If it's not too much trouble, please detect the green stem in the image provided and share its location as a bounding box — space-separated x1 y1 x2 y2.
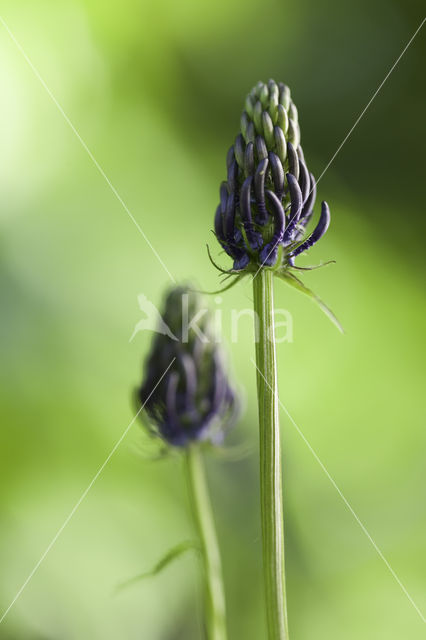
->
253 269 289 639
186 444 227 640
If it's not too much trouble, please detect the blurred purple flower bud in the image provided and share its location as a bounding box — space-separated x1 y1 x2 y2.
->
137 286 239 447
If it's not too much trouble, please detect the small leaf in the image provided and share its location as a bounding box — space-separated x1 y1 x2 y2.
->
116 540 199 593
278 271 344 334
197 250 247 295
206 243 236 275
291 260 336 272
192 274 244 296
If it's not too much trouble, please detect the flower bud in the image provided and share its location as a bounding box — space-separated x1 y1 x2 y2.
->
214 80 331 272
137 286 239 447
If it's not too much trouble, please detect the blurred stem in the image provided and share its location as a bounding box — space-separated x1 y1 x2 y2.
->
253 269 289 640
186 444 227 640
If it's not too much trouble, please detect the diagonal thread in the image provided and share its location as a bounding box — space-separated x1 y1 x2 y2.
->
0 358 176 625
251 358 426 624
0 15 176 284
252 17 425 281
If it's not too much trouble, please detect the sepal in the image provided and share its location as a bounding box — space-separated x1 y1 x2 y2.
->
277 270 343 333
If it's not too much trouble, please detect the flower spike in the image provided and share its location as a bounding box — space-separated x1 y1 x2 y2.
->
137 286 240 447
212 79 333 275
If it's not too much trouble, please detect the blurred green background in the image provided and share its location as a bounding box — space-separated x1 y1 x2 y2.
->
1 1 425 638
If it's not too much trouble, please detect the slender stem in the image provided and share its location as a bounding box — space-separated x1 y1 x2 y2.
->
253 269 289 639
186 444 227 640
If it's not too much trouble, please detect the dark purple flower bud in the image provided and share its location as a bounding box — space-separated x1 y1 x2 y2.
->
227 157 238 194
297 145 305 163
219 181 228 212
268 152 285 200
254 157 269 224
286 173 303 222
290 201 331 258
299 172 317 227
298 158 310 204
244 142 255 177
240 176 264 250
283 173 303 244
137 286 239 447
255 135 268 161
213 80 331 272
259 191 285 266
233 253 250 271
214 204 228 252
245 121 255 144
226 146 234 169
224 192 237 246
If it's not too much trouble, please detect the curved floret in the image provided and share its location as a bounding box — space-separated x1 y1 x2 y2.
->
214 80 331 273
137 286 239 447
